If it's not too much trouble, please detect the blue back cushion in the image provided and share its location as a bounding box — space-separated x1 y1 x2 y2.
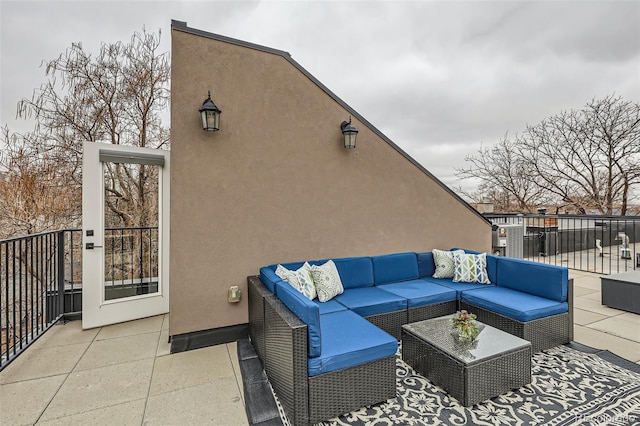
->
496 257 568 302
332 257 375 289
280 261 312 270
259 265 281 293
275 281 322 358
485 254 499 284
416 252 435 278
372 252 419 285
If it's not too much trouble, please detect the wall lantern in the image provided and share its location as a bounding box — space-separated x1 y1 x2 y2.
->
340 117 358 149
199 91 222 131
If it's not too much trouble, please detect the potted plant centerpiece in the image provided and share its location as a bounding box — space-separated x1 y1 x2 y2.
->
451 310 480 342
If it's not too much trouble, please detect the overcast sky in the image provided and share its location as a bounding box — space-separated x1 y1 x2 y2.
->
1 0 639 194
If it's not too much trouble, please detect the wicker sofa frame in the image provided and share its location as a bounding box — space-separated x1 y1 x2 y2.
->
361 301 460 341
459 279 574 353
250 276 396 425
248 271 573 423
248 272 277 363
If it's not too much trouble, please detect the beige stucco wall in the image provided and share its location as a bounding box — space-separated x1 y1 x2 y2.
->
170 27 491 336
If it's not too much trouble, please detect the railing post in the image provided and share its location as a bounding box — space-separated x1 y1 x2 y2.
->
57 231 65 317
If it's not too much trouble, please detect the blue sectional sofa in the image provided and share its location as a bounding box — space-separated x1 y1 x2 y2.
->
248 249 573 425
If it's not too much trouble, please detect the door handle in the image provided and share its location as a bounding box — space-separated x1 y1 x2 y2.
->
85 243 103 250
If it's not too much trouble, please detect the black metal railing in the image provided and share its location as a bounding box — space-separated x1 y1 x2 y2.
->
0 229 80 370
104 227 159 300
0 226 157 371
485 214 640 274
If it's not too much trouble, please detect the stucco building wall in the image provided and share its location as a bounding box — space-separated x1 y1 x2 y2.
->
170 23 491 337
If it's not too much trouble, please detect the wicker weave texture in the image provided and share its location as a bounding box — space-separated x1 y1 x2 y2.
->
402 329 531 406
364 309 407 340
308 356 396 424
264 295 309 426
408 300 458 323
464 348 531 405
459 302 570 353
248 277 268 362
256 277 399 425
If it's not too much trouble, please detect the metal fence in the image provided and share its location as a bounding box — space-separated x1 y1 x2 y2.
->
104 227 159 300
0 229 81 371
485 214 640 274
0 227 157 371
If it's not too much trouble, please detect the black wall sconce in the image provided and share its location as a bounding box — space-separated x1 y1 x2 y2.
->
199 91 222 131
341 117 358 149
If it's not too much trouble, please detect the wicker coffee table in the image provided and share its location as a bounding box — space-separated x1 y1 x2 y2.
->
402 316 532 406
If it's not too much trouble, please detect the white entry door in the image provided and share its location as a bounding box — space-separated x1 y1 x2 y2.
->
82 142 170 329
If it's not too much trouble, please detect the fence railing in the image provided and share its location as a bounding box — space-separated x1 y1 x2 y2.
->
0 227 157 371
0 229 80 371
104 227 159 299
485 214 640 274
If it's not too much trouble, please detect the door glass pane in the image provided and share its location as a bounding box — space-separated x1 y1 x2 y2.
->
103 162 159 301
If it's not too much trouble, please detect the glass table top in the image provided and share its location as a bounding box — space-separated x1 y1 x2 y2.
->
403 316 531 366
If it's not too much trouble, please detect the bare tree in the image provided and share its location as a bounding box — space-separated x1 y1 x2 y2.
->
519 95 640 215
0 29 169 353
0 127 80 238
456 136 552 213
14 28 169 230
458 95 640 215
0 29 169 310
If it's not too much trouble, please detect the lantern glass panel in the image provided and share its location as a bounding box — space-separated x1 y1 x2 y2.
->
201 110 220 131
344 132 356 149
213 111 220 130
201 111 209 130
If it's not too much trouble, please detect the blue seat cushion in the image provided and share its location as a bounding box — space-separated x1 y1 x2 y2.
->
308 310 398 376
334 287 407 317
378 279 456 308
423 277 494 298
275 281 321 357
332 257 375 289
372 252 419 285
461 286 568 322
314 299 348 315
496 257 568 302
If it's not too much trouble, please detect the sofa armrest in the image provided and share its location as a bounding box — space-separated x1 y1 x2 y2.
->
247 276 276 363
264 293 310 426
568 278 574 341
275 280 322 357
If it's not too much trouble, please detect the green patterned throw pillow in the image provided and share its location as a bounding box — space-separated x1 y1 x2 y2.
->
275 262 317 300
310 260 344 302
452 252 491 284
295 263 317 300
432 249 465 279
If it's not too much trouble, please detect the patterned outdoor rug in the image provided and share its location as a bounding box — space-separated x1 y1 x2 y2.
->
275 346 640 426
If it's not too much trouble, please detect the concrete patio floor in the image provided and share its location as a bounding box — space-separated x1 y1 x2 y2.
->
1 270 639 425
